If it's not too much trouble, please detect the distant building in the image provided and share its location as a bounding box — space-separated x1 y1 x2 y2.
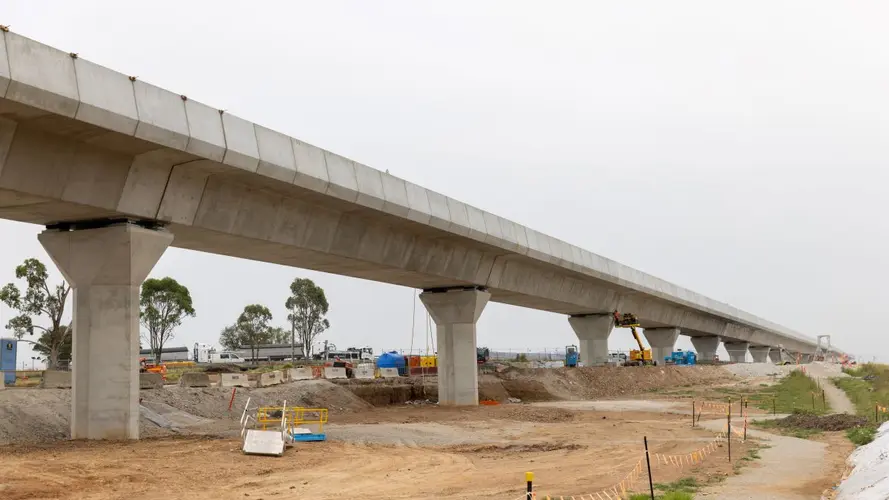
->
139 346 190 362
235 343 305 362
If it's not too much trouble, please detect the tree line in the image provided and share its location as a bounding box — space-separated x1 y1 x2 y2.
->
0 258 330 369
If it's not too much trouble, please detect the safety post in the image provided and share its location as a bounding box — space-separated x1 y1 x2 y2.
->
727 397 732 462
876 404 879 423
525 471 533 500
228 387 237 412
822 389 826 410
773 397 776 415
812 392 815 410
644 436 655 500
692 400 695 428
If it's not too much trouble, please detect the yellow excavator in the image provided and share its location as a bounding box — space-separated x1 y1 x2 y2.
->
612 311 654 366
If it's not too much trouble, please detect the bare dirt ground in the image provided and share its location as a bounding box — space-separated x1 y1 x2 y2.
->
0 405 751 500
0 364 852 499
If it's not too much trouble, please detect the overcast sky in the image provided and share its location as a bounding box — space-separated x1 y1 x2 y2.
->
2 1 887 368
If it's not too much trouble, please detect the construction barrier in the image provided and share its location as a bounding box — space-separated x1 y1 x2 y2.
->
354 364 374 379
258 370 284 387
139 373 164 389
288 367 314 381
379 367 400 378
311 366 323 378
323 367 347 380
179 372 211 388
40 370 71 388
220 373 251 388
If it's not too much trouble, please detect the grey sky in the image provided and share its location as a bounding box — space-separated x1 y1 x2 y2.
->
2 1 886 367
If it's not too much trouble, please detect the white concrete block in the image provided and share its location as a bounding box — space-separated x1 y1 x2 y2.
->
220 373 250 388
380 172 410 217
255 125 297 183
242 429 285 457
133 80 189 150
426 190 452 231
379 367 400 378
288 367 313 381
184 99 225 162
353 161 385 210
354 364 375 379
323 367 347 379
465 204 488 242
4 32 79 117
291 138 329 192
73 58 138 135
324 150 359 202
0 32 9 97
221 113 260 172
259 370 285 387
404 181 432 224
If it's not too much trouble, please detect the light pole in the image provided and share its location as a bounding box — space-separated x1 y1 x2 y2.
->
31 356 36 370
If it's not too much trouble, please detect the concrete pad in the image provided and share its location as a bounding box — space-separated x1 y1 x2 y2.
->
354 364 375 379
41 370 72 388
259 370 284 387
243 429 285 456
288 367 313 381
323 367 348 380
184 98 225 161
220 112 260 172
73 57 138 136
179 372 211 388
220 373 250 388
255 125 297 183
291 138 329 193
379 367 400 378
133 80 189 150
139 373 163 389
4 32 79 117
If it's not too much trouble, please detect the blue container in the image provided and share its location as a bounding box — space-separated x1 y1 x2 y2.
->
376 351 407 376
1 338 17 385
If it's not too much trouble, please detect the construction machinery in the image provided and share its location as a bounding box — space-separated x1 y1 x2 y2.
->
477 347 490 364
665 349 697 366
565 345 579 367
612 311 655 366
139 358 167 381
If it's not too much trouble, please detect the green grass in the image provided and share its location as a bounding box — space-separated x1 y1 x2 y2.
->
751 371 830 415
847 426 877 446
833 363 889 423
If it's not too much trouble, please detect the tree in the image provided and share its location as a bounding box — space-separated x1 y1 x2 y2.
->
219 324 240 351
267 326 290 345
285 278 330 360
33 324 72 365
140 277 196 365
0 258 70 370
237 304 273 363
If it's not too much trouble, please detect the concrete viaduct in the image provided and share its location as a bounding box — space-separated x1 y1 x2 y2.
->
0 31 831 439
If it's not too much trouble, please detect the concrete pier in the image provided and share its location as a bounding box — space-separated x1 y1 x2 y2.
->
691 336 721 363
769 350 783 364
724 341 750 363
568 315 614 366
643 328 680 365
419 288 490 406
749 345 772 363
40 223 172 439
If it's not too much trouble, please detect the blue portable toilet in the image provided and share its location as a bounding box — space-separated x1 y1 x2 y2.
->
1 338 17 385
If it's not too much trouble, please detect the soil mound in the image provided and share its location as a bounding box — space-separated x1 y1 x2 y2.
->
774 411 867 431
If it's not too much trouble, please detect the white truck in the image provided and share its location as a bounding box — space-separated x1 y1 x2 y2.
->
193 343 246 364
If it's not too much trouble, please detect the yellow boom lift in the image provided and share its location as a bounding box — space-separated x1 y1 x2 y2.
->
612 311 654 366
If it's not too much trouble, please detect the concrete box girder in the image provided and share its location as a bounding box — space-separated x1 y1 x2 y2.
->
0 28 832 361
